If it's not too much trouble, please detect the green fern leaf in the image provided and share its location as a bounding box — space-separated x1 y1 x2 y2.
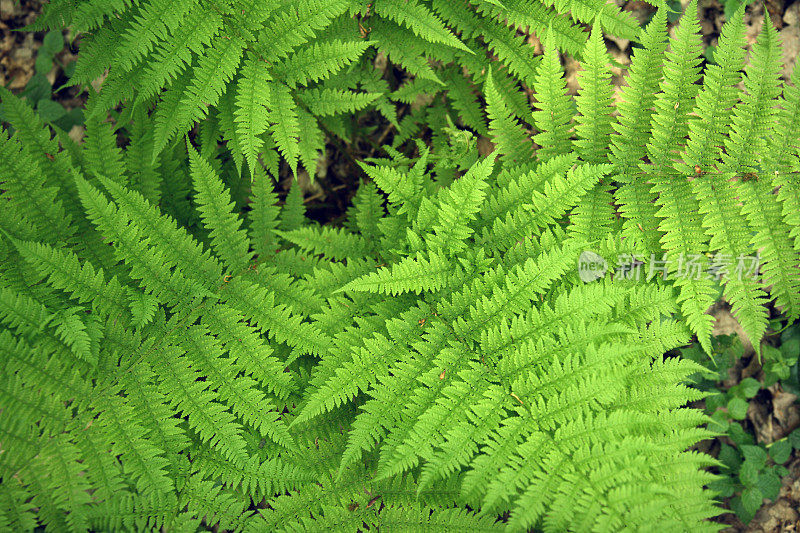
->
374 0 471 53
267 83 301 175
234 58 273 175
188 143 253 272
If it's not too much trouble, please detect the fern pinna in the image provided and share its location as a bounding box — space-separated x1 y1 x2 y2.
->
30 0 644 178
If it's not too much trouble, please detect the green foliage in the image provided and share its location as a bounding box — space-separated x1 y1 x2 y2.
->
2 1 800 531
32 0 647 177
0 30 83 131
2 72 722 530
720 0 757 21
526 3 799 356
682 323 800 524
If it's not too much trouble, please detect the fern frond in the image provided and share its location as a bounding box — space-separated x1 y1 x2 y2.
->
298 87 380 116
342 250 456 296
671 7 770 349
192 446 313 502
247 169 281 260
378 505 500 531
74 176 214 307
82 115 128 184
0 128 72 243
770 65 800 251
86 492 180 532
90 392 175 496
277 226 371 261
273 40 372 89
369 18 446 83
279 180 307 231
0 478 38 531
294 328 402 428
124 108 162 204
557 0 642 41
179 473 252 531
531 32 574 161
267 82 301 175
234 58 273 175
345 180 385 247
426 155 494 254
188 143 253 272
484 71 533 165
204 303 293 398
152 34 245 158
568 27 617 245
474 19 540 87
114 0 199 72
610 8 669 255
296 106 325 177
474 0 587 57
573 27 615 165
258 0 352 61
359 158 426 218
7 3 789 529
644 0 715 352
134 7 224 103
720 13 783 175
528 163 610 230
150 346 250 467
718 15 800 322
739 180 800 322
180 324 292 448
224 277 333 357
30 434 93 530
374 0 471 53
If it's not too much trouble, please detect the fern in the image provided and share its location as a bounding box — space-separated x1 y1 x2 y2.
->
4 2 800 531
36 0 649 178
610 8 669 256
478 2 800 356
233 58 273 175
188 143 253 272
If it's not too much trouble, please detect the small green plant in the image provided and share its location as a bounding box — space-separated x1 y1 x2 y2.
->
718 440 785 522
682 324 800 524
762 332 800 388
720 0 757 21
710 431 800 524
2 30 84 132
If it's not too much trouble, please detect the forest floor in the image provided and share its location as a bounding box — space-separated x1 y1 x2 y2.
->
2 0 800 530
